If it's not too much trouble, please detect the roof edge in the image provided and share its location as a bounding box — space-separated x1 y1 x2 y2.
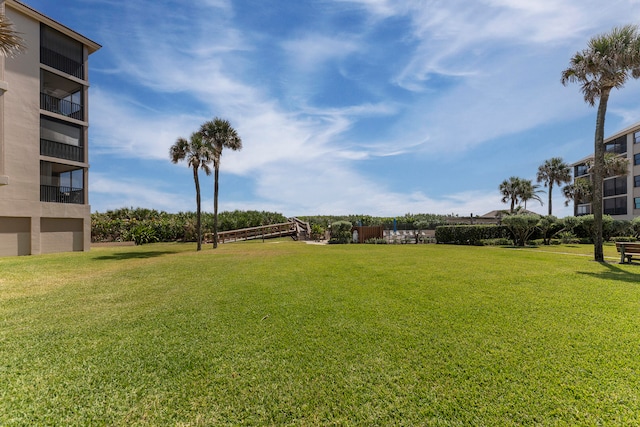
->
5 0 101 54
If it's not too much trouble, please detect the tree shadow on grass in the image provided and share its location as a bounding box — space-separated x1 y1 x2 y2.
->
577 261 640 284
92 251 178 261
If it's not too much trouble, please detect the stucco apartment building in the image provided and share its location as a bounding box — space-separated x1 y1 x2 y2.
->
572 121 640 220
0 0 100 256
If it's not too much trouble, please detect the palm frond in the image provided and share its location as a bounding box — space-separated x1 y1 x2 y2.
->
0 13 26 57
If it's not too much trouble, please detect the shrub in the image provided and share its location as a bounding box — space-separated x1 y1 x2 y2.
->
502 214 541 246
574 214 614 242
310 224 326 241
610 236 637 242
365 238 387 244
480 238 512 246
435 225 509 245
329 221 353 244
131 223 160 245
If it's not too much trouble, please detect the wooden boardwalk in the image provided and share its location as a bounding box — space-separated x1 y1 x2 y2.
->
211 218 311 244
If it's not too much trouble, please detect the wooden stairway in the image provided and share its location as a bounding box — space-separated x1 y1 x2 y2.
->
214 217 311 244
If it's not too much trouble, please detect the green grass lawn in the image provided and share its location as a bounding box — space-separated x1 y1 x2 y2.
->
2 241 640 426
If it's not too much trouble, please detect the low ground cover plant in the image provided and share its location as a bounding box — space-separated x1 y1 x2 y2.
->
1 242 638 425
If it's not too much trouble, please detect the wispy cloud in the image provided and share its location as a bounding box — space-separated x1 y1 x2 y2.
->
79 0 640 216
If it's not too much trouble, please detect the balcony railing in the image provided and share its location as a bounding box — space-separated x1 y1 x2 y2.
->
40 46 84 79
40 185 84 204
41 93 84 120
40 139 84 162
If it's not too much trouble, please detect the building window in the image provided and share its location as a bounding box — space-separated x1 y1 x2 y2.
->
603 177 627 197
635 153 640 166
605 135 627 154
575 164 589 177
40 161 84 204
40 117 83 162
635 198 640 209
577 204 591 216
635 175 640 188
604 196 627 215
635 131 640 144
40 24 84 79
40 70 84 120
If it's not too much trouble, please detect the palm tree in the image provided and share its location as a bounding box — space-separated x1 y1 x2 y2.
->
591 152 629 177
519 179 544 210
536 157 572 216
0 12 26 57
199 118 243 249
562 24 640 262
563 178 593 209
169 132 213 251
499 176 524 213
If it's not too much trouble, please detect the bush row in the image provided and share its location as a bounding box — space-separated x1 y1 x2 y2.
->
436 214 640 246
92 208 288 243
435 225 511 245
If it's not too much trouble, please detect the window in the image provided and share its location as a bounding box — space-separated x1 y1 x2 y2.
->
40 117 83 162
635 198 640 209
40 161 84 204
603 177 627 197
577 205 591 215
636 175 640 188
635 153 640 166
605 135 627 154
575 164 589 177
40 24 83 79
40 70 84 120
635 131 640 144
604 196 627 215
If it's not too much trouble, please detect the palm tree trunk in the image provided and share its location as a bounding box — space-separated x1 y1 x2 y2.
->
548 183 553 216
193 167 202 251
593 89 610 262
213 163 219 249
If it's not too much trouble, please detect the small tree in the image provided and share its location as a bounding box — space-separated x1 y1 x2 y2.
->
329 221 352 244
502 214 541 246
537 215 563 245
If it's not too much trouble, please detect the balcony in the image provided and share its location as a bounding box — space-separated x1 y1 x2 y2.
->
40 138 84 162
40 185 84 204
41 92 83 121
40 25 84 79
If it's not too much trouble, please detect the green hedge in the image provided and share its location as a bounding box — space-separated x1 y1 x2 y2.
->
92 208 288 244
435 225 510 245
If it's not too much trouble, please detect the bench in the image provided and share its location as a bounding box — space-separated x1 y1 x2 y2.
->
615 242 640 264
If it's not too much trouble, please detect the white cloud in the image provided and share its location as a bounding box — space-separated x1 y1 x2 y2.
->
85 0 640 217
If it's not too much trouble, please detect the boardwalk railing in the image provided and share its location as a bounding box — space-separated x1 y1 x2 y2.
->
208 218 310 244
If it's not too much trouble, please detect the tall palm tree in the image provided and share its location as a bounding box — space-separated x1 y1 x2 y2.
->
199 118 242 249
499 176 524 213
0 12 26 57
169 132 213 251
519 179 544 210
536 157 572 216
562 24 640 261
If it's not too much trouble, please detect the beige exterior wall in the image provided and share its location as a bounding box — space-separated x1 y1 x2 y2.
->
0 1 99 256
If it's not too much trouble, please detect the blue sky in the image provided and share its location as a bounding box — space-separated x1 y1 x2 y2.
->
23 0 640 217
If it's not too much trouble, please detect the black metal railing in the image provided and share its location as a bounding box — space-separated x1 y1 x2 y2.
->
40 139 84 162
40 46 84 79
40 93 84 120
40 185 84 204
